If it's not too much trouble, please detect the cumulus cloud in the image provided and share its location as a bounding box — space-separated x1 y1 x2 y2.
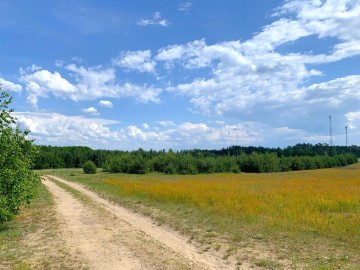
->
12 112 122 148
112 50 156 73
19 64 162 107
10 0 360 148
21 69 76 96
125 122 262 147
21 1 360 119
275 0 360 40
160 39 313 115
346 111 360 129
127 125 168 141
98 100 113 108
305 75 360 106
0 77 22 92
12 111 314 149
20 69 76 109
151 0 360 120
138 12 169 27
82 107 99 115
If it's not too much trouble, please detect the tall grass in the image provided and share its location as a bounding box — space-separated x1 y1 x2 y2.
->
100 165 360 242
39 164 360 268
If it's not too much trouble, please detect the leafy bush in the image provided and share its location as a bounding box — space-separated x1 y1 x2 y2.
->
0 90 40 222
83 160 97 174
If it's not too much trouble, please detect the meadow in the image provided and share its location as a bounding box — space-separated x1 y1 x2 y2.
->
40 163 360 269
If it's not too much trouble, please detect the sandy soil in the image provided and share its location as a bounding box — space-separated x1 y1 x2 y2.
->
42 175 236 270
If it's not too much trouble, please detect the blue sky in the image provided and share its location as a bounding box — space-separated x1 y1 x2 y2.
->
1 0 360 150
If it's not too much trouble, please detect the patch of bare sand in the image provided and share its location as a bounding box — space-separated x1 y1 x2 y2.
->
44 175 237 269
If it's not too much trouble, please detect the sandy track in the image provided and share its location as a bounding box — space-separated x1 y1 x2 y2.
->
43 175 234 270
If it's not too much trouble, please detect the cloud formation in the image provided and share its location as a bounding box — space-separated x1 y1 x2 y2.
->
98 100 113 108
138 12 169 27
7 0 360 148
12 110 333 149
82 107 99 115
112 50 156 73
178 2 192 12
0 77 22 92
19 0 360 117
19 63 162 108
13 112 121 147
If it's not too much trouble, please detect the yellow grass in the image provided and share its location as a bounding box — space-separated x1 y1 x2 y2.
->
103 164 360 241
39 164 360 268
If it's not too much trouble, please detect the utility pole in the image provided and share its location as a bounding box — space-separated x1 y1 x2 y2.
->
345 126 348 147
329 115 333 146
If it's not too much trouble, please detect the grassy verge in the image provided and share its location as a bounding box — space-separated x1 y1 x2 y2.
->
39 165 360 269
0 181 88 270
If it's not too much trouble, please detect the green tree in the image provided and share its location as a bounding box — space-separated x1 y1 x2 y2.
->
0 90 40 222
83 160 97 174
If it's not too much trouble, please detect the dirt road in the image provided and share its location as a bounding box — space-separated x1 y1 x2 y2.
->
42 175 235 270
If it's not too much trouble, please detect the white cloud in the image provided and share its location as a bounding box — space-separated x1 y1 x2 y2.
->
152 0 360 118
305 75 360 106
64 64 162 102
345 111 360 129
9 0 360 148
98 100 113 108
157 120 175 127
55 60 64 67
21 0 360 120
20 69 76 97
11 110 345 149
71 56 85 64
82 107 99 115
268 0 360 61
161 40 313 115
0 77 22 92
276 0 360 41
242 19 311 52
125 121 263 147
142 123 149 129
127 125 167 141
12 112 122 148
19 64 162 107
125 121 263 146
155 39 208 67
112 50 156 73
20 69 76 109
138 12 169 27
178 2 192 12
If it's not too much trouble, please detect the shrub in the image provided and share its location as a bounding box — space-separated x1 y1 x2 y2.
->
0 90 40 222
83 160 97 174
176 154 197 174
127 156 148 174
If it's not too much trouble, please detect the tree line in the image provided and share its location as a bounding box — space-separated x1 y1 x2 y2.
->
33 144 359 174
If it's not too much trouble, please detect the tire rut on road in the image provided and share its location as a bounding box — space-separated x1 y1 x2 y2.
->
43 175 234 270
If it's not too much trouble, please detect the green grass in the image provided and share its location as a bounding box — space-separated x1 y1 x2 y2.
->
38 165 360 269
0 183 52 269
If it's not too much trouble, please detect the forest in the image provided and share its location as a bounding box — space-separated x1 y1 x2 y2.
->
33 143 359 174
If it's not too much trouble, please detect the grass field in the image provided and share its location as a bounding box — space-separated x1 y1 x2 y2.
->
39 163 360 269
